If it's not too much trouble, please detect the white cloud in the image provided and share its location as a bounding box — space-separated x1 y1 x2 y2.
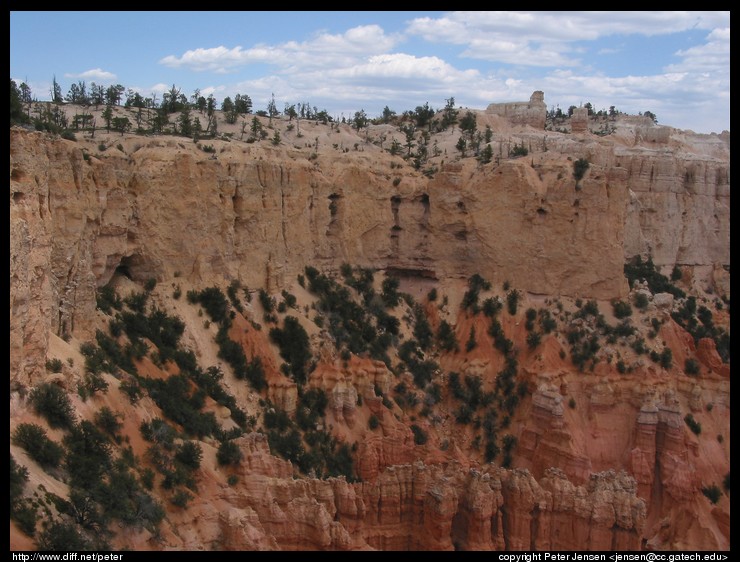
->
667 27 730 75
406 11 730 66
160 24 400 73
149 83 171 96
160 46 252 73
64 68 117 81
328 53 478 82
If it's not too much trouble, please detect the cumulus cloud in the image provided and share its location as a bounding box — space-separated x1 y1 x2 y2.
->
160 24 399 73
328 53 478 82
160 46 253 73
667 27 730 75
405 11 730 66
64 68 117 81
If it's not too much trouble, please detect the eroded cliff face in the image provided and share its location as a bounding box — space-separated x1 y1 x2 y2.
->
9 122 730 551
9 126 729 386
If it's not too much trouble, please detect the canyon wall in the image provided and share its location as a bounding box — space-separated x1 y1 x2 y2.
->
10 127 729 387
9 120 731 551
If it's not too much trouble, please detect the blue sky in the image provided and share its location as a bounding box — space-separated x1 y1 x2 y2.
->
10 11 730 134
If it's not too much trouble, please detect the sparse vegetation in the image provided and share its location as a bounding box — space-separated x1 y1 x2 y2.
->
12 424 64 469
45 358 64 373
702 484 722 504
270 316 312 385
624 255 685 298
217 440 243 466
685 358 700 376
684 413 702 435
29 383 76 430
633 292 649 311
612 300 632 319
410 424 428 445
573 158 590 181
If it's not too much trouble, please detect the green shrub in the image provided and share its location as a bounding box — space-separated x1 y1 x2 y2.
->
436 320 459 352
188 286 230 325
633 292 649 311
527 331 541 349
120 378 143 404
11 499 37 537
684 414 701 435
226 280 244 314
171 489 194 508
671 266 682 282
484 440 499 463
140 468 155 490
269 316 312 385
215 324 267 391
624 255 685 298
258 288 275 314
281 290 297 309
381 276 401 308
95 285 123 314
124 290 149 313
701 484 722 504
482 297 502 318
29 383 76 430
506 289 520 316
455 404 473 425
461 274 491 313
217 440 243 466
410 424 428 445
368 414 380 430
502 434 518 453
685 358 700 376
10 455 29 508
144 374 219 438
660 348 673 369
36 521 93 550
82 372 109 396
612 300 632 319
465 326 478 352
63 421 113 489
94 407 122 441
12 423 64 468
510 143 528 157
413 305 434 351
573 158 590 181
45 358 64 373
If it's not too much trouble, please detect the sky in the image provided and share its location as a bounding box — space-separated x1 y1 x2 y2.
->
10 11 730 134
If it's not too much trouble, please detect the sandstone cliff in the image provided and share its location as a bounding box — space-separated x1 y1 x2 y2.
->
9 114 730 551
9 121 729 386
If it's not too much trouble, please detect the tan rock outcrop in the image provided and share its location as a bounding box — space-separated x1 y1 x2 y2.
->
571 107 590 133
486 91 547 129
10 126 729 385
